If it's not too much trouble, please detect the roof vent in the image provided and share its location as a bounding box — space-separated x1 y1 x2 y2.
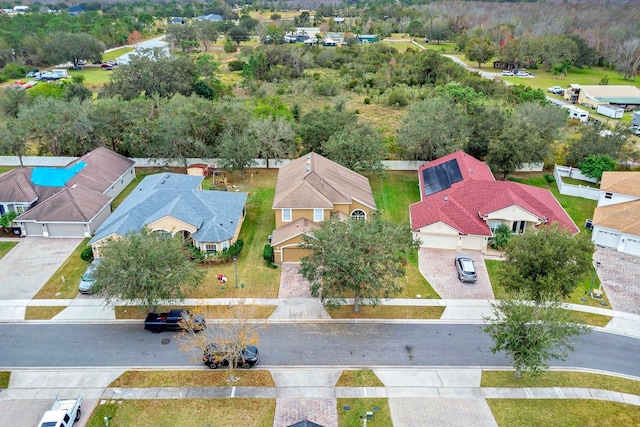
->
444 195 448 201
71 184 77 189
469 169 473 174
306 166 310 172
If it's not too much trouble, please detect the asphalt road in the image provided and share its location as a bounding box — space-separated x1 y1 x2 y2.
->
1 323 639 376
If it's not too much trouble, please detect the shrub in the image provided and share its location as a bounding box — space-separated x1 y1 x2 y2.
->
387 88 409 107
543 174 556 185
490 224 512 250
80 246 94 262
224 39 237 53
363 97 371 104
228 60 245 72
263 244 274 262
2 63 27 79
71 75 85 84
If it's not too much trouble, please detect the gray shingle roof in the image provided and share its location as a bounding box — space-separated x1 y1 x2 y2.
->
90 173 247 244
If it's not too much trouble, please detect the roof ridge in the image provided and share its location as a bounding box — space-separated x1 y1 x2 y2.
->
65 185 91 221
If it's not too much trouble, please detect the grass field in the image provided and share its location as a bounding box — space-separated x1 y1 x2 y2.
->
337 398 392 427
87 399 276 427
0 241 17 260
110 370 275 388
336 370 384 387
329 305 444 319
488 399 640 427
482 370 640 395
114 304 276 319
0 372 9 389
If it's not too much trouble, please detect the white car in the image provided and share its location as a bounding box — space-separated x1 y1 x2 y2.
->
500 70 514 76
548 86 564 94
515 70 530 77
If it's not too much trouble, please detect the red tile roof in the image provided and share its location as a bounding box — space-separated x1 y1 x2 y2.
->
410 151 578 235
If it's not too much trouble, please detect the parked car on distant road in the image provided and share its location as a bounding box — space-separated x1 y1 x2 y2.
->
203 344 259 369
500 70 514 76
455 254 477 283
548 86 565 94
515 70 531 77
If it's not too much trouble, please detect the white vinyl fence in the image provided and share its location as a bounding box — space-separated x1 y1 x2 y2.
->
553 165 600 200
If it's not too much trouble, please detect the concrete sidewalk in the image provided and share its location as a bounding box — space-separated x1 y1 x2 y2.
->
3 368 640 427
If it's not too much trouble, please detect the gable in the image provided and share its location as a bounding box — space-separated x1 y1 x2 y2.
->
418 221 461 235
147 216 198 234
484 205 542 223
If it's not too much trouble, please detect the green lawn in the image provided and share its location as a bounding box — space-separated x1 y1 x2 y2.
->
337 398 392 427
0 241 17 260
336 370 385 387
103 47 134 62
0 166 14 174
87 399 275 427
482 370 640 396
68 67 114 90
0 371 9 389
110 370 275 388
488 399 640 427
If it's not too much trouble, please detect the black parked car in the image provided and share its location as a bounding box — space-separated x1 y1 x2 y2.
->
455 254 477 283
203 344 259 369
144 309 205 333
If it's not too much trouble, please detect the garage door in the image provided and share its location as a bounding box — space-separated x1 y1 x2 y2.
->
595 230 620 248
47 223 85 238
420 233 458 250
282 247 312 263
624 238 640 257
23 222 43 236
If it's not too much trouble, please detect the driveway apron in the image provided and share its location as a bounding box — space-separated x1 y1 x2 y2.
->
0 237 83 300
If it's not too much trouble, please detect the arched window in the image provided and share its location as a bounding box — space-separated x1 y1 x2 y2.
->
351 209 366 220
152 229 171 239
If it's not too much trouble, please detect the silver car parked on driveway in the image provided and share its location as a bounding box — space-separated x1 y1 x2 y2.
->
455 254 477 283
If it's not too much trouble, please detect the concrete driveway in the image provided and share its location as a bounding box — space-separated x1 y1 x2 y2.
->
595 246 640 315
418 249 495 300
0 237 83 300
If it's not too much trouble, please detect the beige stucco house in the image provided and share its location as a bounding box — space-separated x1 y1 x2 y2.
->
592 171 640 257
270 153 377 263
89 173 247 258
409 151 578 252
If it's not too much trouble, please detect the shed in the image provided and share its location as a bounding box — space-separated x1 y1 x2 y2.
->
596 104 625 119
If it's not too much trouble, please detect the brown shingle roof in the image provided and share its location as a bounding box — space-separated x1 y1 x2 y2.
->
0 169 38 203
593 200 640 235
271 217 321 246
600 171 640 198
272 153 376 210
17 184 111 222
66 146 135 193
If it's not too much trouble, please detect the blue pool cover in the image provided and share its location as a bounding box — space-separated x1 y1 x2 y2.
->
31 162 86 187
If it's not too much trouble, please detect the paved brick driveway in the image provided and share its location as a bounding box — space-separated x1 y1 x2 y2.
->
418 249 495 300
594 246 640 315
278 263 312 299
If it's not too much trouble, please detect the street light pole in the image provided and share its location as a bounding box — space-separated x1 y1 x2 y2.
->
589 261 601 296
233 255 238 289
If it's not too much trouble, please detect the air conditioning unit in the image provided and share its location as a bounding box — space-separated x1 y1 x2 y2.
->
585 219 593 230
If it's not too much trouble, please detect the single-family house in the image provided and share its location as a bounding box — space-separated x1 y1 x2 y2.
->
195 13 223 22
564 84 640 110
88 173 247 258
270 153 377 263
591 171 640 257
0 147 135 238
409 151 578 251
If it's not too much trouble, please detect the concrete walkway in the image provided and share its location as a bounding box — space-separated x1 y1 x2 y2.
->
3 368 640 427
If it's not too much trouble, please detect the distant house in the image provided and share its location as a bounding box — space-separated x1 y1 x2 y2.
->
564 84 640 109
270 153 377 263
195 13 223 22
67 6 85 16
591 171 640 257
358 34 379 44
168 17 186 25
0 147 135 238
89 173 247 258
410 151 578 252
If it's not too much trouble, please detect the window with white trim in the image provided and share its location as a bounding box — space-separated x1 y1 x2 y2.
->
205 244 217 253
351 209 366 220
313 208 323 222
15 206 25 215
282 208 292 222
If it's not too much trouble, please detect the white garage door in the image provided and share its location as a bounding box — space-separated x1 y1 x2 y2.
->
596 230 620 248
47 223 85 238
420 233 458 250
625 238 640 257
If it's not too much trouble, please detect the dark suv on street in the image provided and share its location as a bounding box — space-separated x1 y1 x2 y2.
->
203 344 259 369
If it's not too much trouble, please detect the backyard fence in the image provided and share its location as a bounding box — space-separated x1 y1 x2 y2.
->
553 165 600 200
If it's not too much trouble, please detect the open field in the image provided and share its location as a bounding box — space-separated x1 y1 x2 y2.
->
87 399 276 427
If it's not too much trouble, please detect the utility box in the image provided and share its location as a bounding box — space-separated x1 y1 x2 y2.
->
596 104 624 119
